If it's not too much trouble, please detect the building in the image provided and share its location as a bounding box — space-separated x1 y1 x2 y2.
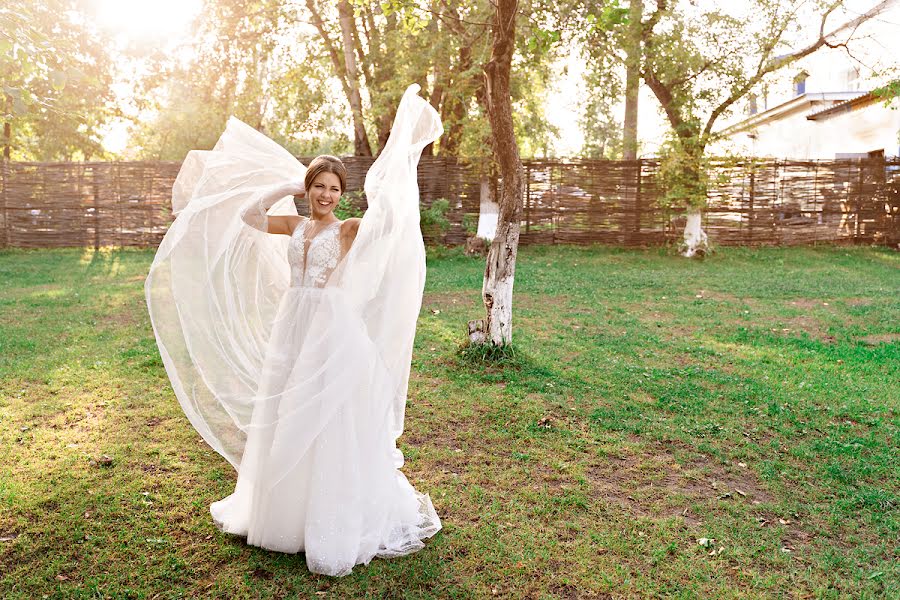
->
713 2 900 159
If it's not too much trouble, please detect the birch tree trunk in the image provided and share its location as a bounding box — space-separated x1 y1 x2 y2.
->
467 0 522 347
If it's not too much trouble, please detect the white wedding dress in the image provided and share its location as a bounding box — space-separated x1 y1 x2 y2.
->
144 85 442 576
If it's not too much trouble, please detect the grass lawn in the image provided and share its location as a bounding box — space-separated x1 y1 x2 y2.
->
0 244 898 599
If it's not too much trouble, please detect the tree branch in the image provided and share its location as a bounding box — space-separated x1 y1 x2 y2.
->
305 0 352 101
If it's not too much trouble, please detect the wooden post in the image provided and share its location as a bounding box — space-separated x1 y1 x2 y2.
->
147 163 154 246
92 165 101 250
550 162 557 244
525 161 531 234
748 162 755 242
855 162 864 242
632 160 642 244
1 161 8 248
812 160 819 244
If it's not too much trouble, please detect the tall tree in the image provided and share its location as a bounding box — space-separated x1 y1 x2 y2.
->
304 0 490 157
301 0 564 159
467 0 523 347
307 0 374 155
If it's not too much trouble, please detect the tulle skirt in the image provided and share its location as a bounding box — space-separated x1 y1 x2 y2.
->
208 285 441 576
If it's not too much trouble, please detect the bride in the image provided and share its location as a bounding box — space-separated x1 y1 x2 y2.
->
144 85 442 576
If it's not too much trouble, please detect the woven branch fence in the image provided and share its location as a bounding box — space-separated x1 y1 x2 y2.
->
1 157 898 249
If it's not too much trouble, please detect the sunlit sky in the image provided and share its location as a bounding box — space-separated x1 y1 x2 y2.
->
90 0 897 158
90 0 203 40
89 0 203 154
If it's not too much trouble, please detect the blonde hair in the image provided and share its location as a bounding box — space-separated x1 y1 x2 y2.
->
304 155 347 195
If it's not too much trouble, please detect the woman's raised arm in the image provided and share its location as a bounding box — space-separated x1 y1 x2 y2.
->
240 181 306 235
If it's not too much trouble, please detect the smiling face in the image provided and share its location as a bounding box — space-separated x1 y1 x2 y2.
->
308 171 342 219
303 155 347 221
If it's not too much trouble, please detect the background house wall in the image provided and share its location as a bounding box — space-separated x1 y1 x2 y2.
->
712 2 900 159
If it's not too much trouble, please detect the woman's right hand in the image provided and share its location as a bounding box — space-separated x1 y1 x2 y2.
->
288 179 306 198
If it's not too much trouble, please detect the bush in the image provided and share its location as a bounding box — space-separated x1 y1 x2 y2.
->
420 198 451 242
334 191 366 220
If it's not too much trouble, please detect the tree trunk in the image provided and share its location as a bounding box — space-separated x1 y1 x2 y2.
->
621 0 642 243
3 94 11 160
2 121 9 161
681 207 708 257
468 0 522 347
337 0 373 156
475 175 499 240
622 0 641 160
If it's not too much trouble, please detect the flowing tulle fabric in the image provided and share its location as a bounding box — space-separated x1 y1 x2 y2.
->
144 85 442 576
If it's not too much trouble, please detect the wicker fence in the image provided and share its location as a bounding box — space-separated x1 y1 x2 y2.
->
1 157 898 249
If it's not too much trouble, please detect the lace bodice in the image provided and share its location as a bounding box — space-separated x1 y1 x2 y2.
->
287 219 342 288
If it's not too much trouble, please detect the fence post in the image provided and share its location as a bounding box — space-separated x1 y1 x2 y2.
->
92 165 101 250
632 160 642 244
525 161 531 234
748 162 755 242
812 161 819 244
855 162 864 242
0 161 7 248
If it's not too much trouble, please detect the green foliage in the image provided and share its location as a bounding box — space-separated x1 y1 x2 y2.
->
420 198 451 241
579 64 623 159
585 1 629 31
0 0 117 160
462 212 478 235
524 28 561 56
128 0 347 160
333 190 366 220
873 80 900 105
655 134 710 210
0 1 578 162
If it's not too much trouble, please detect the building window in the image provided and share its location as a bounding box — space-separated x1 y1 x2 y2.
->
843 66 861 91
793 72 808 96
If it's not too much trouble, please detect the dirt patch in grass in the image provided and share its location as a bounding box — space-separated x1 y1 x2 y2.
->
786 299 828 310
587 438 775 527
844 298 874 307
693 290 758 306
779 315 835 343
858 333 900 345
421 290 480 309
103 299 144 328
514 292 571 311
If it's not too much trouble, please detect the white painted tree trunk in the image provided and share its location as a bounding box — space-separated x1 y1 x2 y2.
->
681 207 709 257
482 221 519 344
476 176 499 240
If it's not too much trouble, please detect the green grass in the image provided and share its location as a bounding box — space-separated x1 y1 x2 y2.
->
0 244 898 599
